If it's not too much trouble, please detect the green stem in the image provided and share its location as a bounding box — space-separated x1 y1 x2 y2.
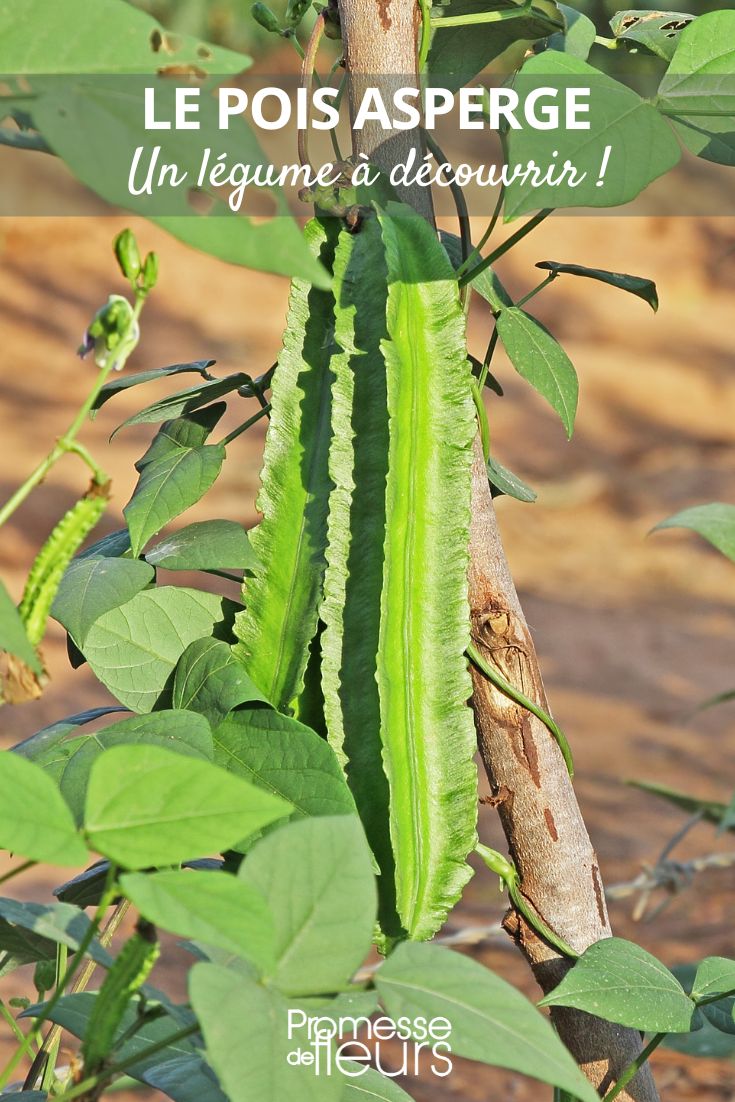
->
515 271 558 308
459 209 553 289
219 403 272 447
0 865 118 1089
0 1000 29 1046
602 1033 665 1101
417 0 432 70
456 183 505 279
430 2 536 28
696 985 735 1008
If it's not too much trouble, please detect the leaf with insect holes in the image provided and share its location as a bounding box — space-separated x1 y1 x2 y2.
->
610 9 694 62
120 869 274 973
376 942 598 1102
0 752 88 866
495 307 578 437
51 555 154 646
535 261 658 311
653 503 735 561
85 744 291 868
145 521 259 572
81 587 237 713
539 937 698 1032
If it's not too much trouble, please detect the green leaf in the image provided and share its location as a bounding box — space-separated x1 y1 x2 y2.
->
114 375 249 434
0 899 108 966
31 710 214 823
658 11 735 115
427 0 564 90
610 10 694 62
691 957 735 1035
12 707 125 759
51 555 154 646
120 869 274 973
487 455 537 502
0 752 88 866
91 362 217 416
141 1055 227 1102
371 204 478 940
190 964 342 1102
653 502 735 561
240 816 375 996
505 52 681 215
137 406 225 462
0 0 250 76
233 218 338 710
535 261 658 311
76 529 132 561
124 433 225 558
145 521 259 572
495 307 578 437
85 744 291 869
665 964 735 1055
539 937 698 1033
547 5 596 60
341 1068 416 1101
81 587 234 713
0 918 57 977
0 579 41 674
172 638 268 725
212 709 356 819
376 942 598 1102
627 778 731 828
319 216 399 935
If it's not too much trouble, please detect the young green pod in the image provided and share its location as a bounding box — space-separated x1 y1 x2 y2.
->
251 2 281 34
113 229 142 285
19 480 110 647
141 251 159 293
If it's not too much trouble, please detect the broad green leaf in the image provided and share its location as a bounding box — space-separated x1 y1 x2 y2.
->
427 0 563 90
0 579 41 674
91 362 216 416
141 1055 227 1102
54 861 115 909
240 816 375 996
0 918 57 977
610 10 694 62
51 555 154 645
628 779 731 828
124 434 225 557
374 204 478 940
547 5 596 59
137 406 225 463
495 307 578 437
376 943 598 1102
190 964 343 1102
319 216 399 935
0 0 250 75
81 587 235 713
114 375 249 434
691 957 735 1034
658 11 735 115
539 937 697 1033
233 218 338 709
667 964 735 1052
212 709 356 819
506 52 681 215
120 869 274 973
12 707 124 759
32 710 213 823
146 521 259 572
172 638 268 725
76 529 132 561
85 744 291 868
341 1067 416 1101
0 899 109 966
487 455 537 502
653 502 735 561
535 261 659 311
0 752 88 866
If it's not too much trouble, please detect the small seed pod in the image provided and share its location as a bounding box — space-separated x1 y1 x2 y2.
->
19 480 110 648
141 251 159 293
251 2 281 34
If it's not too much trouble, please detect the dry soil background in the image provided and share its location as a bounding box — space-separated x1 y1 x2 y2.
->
0 202 734 1100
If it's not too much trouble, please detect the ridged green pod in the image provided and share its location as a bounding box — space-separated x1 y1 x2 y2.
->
233 219 338 709
320 217 400 936
376 204 478 939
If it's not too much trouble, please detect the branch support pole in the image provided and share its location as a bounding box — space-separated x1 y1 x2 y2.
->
336 2 658 1097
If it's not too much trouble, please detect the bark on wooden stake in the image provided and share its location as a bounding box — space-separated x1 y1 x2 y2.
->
336 1 659 1097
